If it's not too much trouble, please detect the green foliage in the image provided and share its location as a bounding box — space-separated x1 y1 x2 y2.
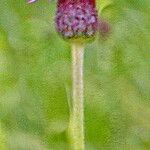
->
0 0 150 149
0 124 6 150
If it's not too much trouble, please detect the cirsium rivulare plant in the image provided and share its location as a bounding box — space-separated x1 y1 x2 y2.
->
28 0 108 149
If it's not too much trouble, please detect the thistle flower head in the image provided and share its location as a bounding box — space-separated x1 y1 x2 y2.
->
56 0 98 41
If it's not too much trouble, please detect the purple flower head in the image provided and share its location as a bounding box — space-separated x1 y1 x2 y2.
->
28 0 37 3
56 0 98 40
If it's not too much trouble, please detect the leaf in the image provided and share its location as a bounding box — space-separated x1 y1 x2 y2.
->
97 0 114 13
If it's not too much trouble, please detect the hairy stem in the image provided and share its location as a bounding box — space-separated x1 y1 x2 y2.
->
68 43 85 150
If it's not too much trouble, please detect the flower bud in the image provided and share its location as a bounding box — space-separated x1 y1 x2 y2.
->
98 18 111 39
56 0 98 42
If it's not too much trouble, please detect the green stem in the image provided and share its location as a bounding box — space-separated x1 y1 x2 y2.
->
68 43 85 150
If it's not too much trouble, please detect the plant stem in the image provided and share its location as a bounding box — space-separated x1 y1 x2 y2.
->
68 43 85 150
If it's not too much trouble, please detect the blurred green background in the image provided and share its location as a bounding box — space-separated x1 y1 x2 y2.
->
0 0 150 149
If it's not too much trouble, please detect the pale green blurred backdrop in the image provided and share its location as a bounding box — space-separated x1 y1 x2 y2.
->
0 0 150 149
